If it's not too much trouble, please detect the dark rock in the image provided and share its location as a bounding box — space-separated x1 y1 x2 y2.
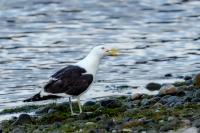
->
192 119 200 128
0 129 2 133
165 73 172 77
146 82 161 91
184 76 192 80
100 99 122 108
12 114 32 125
84 101 96 106
140 98 150 106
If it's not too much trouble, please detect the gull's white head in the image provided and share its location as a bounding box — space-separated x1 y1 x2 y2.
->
91 45 118 58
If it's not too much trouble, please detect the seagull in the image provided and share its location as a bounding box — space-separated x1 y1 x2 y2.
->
24 45 118 115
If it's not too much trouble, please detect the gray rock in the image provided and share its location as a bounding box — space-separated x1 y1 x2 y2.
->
146 82 161 91
12 114 32 125
141 98 150 106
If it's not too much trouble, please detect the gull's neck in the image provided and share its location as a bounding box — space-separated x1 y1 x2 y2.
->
76 50 103 76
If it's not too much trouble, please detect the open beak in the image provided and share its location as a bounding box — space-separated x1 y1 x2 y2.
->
106 48 118 56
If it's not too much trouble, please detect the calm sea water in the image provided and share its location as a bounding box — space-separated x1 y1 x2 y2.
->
0 0 200 111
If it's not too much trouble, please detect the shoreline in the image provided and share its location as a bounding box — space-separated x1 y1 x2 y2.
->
0 74 200 132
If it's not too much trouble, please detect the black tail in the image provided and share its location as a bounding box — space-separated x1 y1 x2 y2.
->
23 92 62 102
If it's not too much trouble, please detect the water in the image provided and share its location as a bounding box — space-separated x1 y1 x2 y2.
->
0 0 200 111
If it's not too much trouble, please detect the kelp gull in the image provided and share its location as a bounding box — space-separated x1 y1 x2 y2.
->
24 45 118 115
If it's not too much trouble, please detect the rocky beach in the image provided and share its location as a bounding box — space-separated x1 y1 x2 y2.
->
1 73 200 133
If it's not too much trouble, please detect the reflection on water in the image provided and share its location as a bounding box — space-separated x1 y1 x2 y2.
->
0 0 200 111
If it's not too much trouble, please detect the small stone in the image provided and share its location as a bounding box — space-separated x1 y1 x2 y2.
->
12 114 32 125
131 93 142 100
146 82 161 91
165 73 172 77
184 76 192 80
193 73 200 87
159 84 177 95
100 99 122 108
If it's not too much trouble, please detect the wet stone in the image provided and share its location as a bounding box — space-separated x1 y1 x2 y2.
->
165 73 172 77
12 114 32 125
146 82 161 91
184 76 192 80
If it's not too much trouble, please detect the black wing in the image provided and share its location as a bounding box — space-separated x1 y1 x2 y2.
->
44 65 93 96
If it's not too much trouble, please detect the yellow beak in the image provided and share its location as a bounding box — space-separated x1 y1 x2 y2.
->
107 48 118 56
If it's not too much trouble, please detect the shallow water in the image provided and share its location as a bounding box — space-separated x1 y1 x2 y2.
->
0 0 200 111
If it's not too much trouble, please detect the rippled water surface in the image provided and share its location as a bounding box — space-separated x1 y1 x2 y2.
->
0 0 200 111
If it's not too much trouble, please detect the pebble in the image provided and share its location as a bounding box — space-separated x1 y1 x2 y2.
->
159 84 177 95
146 82 161 91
